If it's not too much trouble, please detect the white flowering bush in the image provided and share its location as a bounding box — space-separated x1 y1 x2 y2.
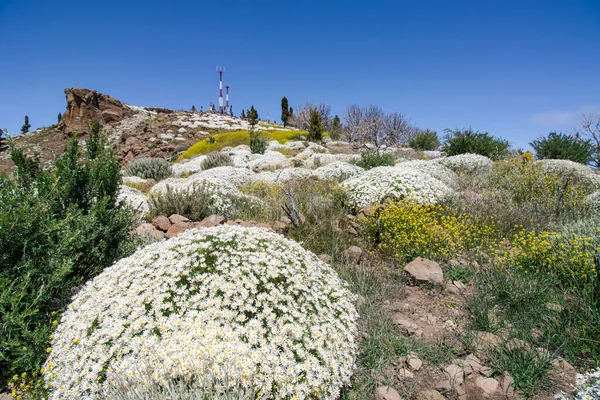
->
117 184 149 215
43 226 358 399
436 153 493 173
539 159 600 190
396 160 458 187
555 368 600 400
340 166 453 208
193 166 255 187
313 162 364 182
587 191 600 212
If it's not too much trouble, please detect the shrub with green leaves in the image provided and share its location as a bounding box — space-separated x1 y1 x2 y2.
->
530 131 595 165
123 157 172 180
442 128 510 160
249 128 268 154
354 149 395 170
0 129 134 389
408 129 440 150
200 152 234 170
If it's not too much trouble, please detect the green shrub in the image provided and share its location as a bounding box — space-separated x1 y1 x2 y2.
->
0 130 134 389
308 109 324 142
408 129 440 150
530 131 595 165
354 150 395 170
249 128 268 154
123 157 172 180
200 152 233 170
442 128 510 160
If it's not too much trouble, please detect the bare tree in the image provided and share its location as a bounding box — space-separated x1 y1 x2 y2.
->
382 111 413 146
581 113 600 168
361 105 387 146
289 102 332 131
343 104 364 142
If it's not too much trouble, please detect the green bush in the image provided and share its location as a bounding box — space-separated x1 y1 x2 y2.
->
249 128 268 154
530 131 595 165
123 157 172 180
442 128 510 160
408 129 440 150
354 150 395 170
200 152 233 170
0 130 134 389
308 109 324 142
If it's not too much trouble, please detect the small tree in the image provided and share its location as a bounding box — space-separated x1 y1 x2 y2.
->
307 109 324 142
241 109 246 119
581 113 600 168
409 129 440 150
57 112 62 123
529 131 595 165
229 106 233 117
442 128 509 160
330 115 343 140
247 106 258 128
190 105 196 112
281 96 290 127
21 115 31 134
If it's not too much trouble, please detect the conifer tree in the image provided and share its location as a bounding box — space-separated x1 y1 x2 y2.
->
241 109 246 119
307 109 324 142
57 112 62 123
191 105 196 112
21 115 31 134
247 106 259 128
281 96 290 127
229 106 233 117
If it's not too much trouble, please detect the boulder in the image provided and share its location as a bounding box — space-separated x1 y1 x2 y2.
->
343 246 363 264
444 364 464 387
198 215 226 228
169 214 191 225
165 222 189 239
319 254 332 264
404 257 443 285
152 215 172 232
474 377 499 395
375 386 401 400
416 390 445 400
135 223 164 241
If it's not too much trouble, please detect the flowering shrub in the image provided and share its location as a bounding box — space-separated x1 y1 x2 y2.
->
396 160 458 187
341 166 453 208
123 157 172 180
436 153 493 174
313 161 364 181
366 201 499 263
43 226 358 399
587 191 600 212
555 368 600 400
118 184 149 215
539 159 600 190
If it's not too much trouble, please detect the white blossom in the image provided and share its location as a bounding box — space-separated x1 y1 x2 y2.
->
436 153 494 173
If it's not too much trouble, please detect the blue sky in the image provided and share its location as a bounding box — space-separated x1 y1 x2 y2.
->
1 0 598 149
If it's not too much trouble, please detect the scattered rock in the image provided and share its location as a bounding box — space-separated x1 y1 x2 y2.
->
446 283 461 294
474 376 499 395
479 366 493 377
435 380 452 392
375 386 402 400
319 254 332 264
271 220 287 232
462 354 482 374
165 222 189 239
408 357 423 371
398 368 415 379
417 389 445 400
152 215 171 232
135 223 164 241
343 246 363 264
169 214 190 225
198 214 226 228
453 280 467 291
404 257 444 285
501 372 515 397
444 364 464 387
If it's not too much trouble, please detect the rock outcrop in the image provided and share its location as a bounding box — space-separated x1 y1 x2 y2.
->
59 88 132 135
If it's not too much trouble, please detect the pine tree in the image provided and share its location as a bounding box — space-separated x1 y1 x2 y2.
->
57 112 62 123
281 96 290 127
307 109 324 142
21 115 31 134
191 105 196 112
241 109 246 119
229 106 233 117
289 107 294 117
330 115 342 139
247 106 259 127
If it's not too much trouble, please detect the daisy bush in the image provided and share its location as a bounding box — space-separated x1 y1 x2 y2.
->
340 166 453 208
555 368 600 400
539 159 600 190
313 162 364 182
436 153 493 174
43 226 358 399
395 160 458 187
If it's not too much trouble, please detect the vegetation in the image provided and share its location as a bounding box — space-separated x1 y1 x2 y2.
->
408 129 440 150
123 157 172 180
308 109 324 142
442 128 510 160
247 106 258 127
0 128 134 390
530 131 595 165
21 115 31 133
281 96 290 127
330 115 343 140
200 152 234 170
190 105 196 112
241 109 246 119
178 129 305 160
57 112 62 123
249 127 268 154
354 149 395 170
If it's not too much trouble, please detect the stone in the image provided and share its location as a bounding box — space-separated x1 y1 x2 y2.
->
135 223 164 241
375 386 401 400
435 380 452 392
501 372 515 397
453 280 467 291
479 366 493 377
416 390 445 400
404 257 443 285
169 214 191 225
392 316 420 335
198 214 226 228
398 367 415 379
152 215 171 232
319 254 332 264
408 357 423 371
462 354 482 374
446 283 461 294
343 246 363 264
444 364 464 387
473 331 501 350
165 222 189 239
271 220 287 232
474 377 499 395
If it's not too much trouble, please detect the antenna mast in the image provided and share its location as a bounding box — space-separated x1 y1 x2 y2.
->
217 66 225 114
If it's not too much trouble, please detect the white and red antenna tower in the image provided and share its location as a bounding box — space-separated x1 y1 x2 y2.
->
217 66 224 114
225 83 230 110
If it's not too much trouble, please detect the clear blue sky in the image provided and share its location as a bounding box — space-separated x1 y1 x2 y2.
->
1 0 599 149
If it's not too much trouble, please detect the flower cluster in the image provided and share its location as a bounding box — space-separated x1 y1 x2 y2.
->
555 368 600 400
117 184 149 214
436 153 493 173
396 160 458 187
43 226 358 400
341 166 453 208
313 162 364 182
587 191 600 212
539 159 600 190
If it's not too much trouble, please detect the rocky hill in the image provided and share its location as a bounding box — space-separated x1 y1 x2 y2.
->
0 88 271 174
